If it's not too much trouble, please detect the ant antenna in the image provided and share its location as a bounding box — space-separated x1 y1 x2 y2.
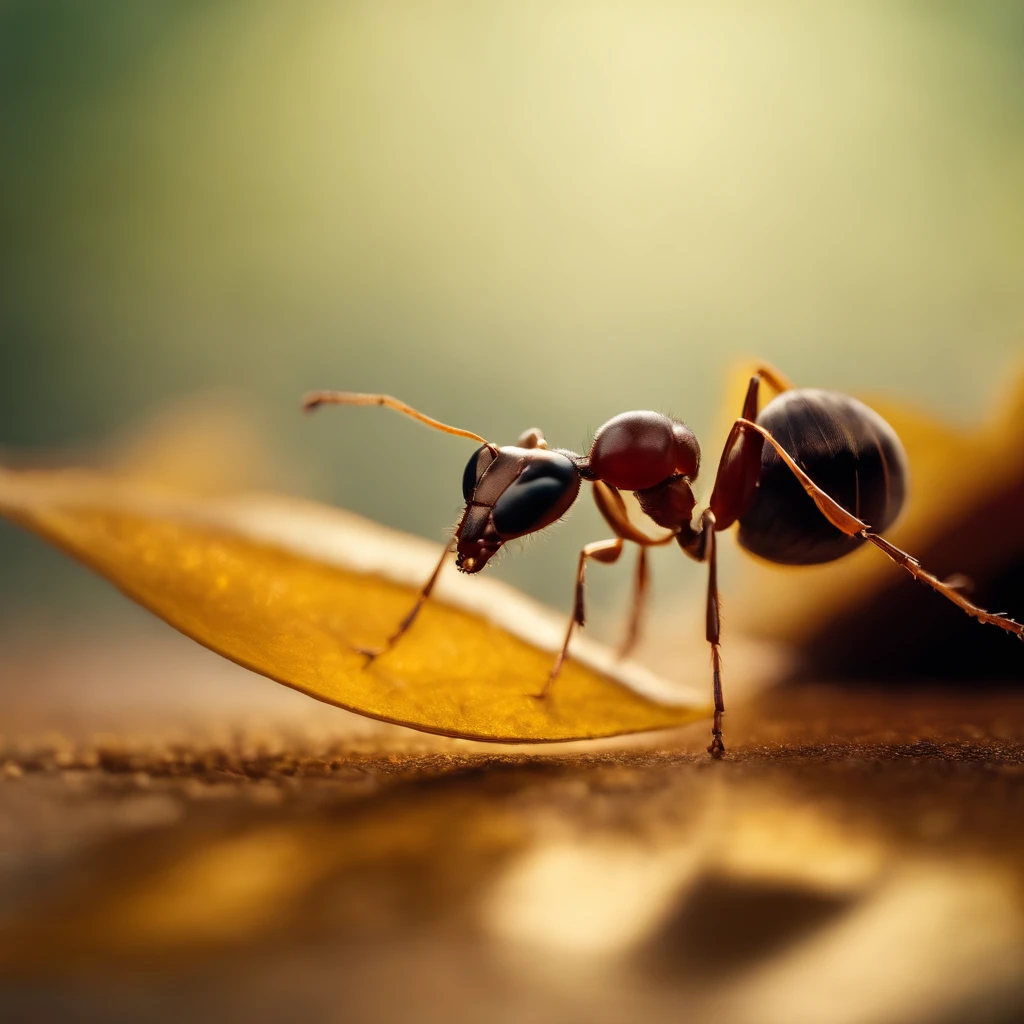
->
302 391 495 449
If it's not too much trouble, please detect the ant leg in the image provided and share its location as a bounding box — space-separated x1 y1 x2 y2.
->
740 375 761 421
708 374 778 532
708 418 764 531
360 541 453 663
703 515 726 758
535 538 625 699
592 480 676 546
303 391 495 449
750 362 795 399
590 481 674 663
739 418 1024 641
618 546 649 660
728 364 793 430
861 533 1024 638
698 394 782 754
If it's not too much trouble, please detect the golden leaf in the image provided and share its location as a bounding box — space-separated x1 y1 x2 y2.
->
0 467 708 742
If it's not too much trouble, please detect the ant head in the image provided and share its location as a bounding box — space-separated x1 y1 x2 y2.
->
456 445 581 573
585 411 700 491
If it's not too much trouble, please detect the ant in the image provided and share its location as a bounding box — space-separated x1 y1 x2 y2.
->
304 365 1023 757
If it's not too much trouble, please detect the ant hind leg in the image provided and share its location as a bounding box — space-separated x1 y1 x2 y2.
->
738 418 1024 641
863 533 1024 639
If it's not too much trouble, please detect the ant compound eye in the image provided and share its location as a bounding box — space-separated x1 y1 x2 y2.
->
588 411 700 491
462 444 497 501
491 452 580 539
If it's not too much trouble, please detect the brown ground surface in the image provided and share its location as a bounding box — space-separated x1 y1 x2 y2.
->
1 675 1023 1024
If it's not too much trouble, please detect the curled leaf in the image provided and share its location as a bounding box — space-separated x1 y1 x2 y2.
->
0 468 708 742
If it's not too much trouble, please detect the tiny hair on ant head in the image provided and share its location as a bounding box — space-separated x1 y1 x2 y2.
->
302 368 1024 758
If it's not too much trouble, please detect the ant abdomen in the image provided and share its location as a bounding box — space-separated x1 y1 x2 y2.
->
738 389 909 565
587 411 701 491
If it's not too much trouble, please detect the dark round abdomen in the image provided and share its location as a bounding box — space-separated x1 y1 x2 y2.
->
738 389 908 565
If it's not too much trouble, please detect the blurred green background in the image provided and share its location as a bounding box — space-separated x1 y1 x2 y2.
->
2 0 1023 626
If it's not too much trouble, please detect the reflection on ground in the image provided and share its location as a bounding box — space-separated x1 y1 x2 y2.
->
0 675 1022 1024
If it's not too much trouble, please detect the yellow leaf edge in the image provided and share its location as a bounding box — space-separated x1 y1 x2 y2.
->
0 467 712 744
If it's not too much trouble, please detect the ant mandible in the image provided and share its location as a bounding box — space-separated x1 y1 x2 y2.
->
303 365 1023 757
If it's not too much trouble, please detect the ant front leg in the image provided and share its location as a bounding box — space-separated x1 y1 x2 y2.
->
537 537 625 699
359 540 453 663
739 419 1024 642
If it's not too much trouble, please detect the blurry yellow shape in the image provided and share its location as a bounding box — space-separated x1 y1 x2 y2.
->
108 392 294 495
0 469 707 742
109 830 310 944
485 841 698 956
721 861 1024 1024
